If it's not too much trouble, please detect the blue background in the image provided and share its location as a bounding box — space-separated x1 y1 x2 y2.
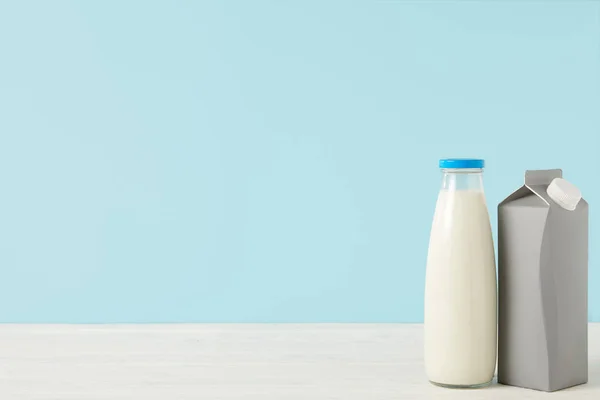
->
0 1 598 323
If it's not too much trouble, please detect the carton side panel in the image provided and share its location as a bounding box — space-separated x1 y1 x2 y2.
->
543 201 588 390
498 203 550 390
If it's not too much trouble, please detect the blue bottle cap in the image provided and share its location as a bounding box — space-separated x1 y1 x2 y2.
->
439 158 485 169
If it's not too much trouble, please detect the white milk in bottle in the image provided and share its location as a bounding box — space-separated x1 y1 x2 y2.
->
424 159 497 388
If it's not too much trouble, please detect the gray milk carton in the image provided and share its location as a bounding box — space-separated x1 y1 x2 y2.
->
498 169 588 392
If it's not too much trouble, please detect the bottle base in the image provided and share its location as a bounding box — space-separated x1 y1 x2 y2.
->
429 379 492 389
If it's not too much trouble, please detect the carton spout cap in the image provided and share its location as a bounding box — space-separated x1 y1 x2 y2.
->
547 178 582 211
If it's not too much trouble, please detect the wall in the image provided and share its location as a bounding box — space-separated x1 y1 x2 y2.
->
0 1 598 322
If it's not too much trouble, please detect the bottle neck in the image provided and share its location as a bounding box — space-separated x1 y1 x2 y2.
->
441 168 484 191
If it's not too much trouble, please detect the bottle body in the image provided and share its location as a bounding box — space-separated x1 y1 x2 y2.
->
424 167 497 387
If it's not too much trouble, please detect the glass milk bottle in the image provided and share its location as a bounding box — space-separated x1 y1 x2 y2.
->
424 159 497 388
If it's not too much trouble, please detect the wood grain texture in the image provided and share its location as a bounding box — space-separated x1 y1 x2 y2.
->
0 324 598 399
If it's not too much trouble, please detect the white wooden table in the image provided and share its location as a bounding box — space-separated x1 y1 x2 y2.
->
0 324 598 399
